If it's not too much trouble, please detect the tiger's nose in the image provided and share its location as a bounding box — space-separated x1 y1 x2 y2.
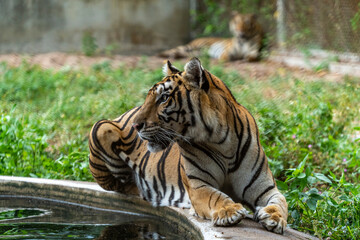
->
132 122 144 131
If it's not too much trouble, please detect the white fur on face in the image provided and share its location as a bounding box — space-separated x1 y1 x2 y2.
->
163 81 172 89
156 84 164 95
155 81 173 95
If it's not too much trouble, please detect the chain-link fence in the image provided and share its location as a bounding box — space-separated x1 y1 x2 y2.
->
280 0 360 54
194 0 360 56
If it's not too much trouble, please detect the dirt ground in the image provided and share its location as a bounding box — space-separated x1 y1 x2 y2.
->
0 52 345 82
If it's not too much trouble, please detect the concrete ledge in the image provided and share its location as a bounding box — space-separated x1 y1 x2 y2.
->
270 51 360 77
0 176 317 240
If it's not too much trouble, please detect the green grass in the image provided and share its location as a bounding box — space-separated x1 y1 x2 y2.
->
0 60 359 239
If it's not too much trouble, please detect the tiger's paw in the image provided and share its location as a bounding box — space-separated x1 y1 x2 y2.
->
212 203 247 226
255 205 287 234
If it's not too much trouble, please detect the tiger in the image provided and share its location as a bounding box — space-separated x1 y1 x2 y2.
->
88 58 288 234
158 12 264 62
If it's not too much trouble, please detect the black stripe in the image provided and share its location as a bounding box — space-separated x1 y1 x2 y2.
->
136 138 143 150
229 113 251 173
90 120 135 169
139 151 151 178
89 144 106 165
91 120 114 161
205 70 223 92
266 193 279 205
213 192 222 207
157 144 173 194
215 124 230 144
131 163 137 171
174 156 186 206
89 136 125 169
169 185 175 205
228 106 243 172
208 191 217 209
255 184 276 206
201 70 210 92
193 184 208 190
183 155 218 185
120 106 141 130
187 175 215 188
123 126 135 140
88 158 108 171
153 176 162 206
114 108 133 123
186 89 194 113
176 88 183 111
197 94 213 136
242 154 266 199
144 179 153 203
206 70 237 103
191 143 226 174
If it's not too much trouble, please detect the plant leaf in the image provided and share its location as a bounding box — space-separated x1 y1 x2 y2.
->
314 173 332 184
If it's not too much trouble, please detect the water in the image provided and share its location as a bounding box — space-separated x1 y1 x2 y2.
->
0 196 195 240
0 222 176 239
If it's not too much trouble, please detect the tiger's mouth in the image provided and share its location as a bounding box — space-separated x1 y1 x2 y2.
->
137 127 174 152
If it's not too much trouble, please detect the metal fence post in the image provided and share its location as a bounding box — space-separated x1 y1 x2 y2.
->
277 0 286 49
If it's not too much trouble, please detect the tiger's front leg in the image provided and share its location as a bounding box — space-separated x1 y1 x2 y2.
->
254 191 288 234
180 163 247 226
244 165 287 234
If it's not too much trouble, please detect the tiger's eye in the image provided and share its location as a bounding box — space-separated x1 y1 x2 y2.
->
160 94 169 103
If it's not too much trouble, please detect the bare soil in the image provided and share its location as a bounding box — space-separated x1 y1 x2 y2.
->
0 52 345 82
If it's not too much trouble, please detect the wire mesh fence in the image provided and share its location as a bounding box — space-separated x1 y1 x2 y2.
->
193 0 360 57
281 0 360 54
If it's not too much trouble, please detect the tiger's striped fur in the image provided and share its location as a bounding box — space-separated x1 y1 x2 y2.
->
89 58 287 233
89 110 190 208
158 13 264 62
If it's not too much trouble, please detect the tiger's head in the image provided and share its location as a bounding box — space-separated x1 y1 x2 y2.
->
132 58 234 152
229 12 261 39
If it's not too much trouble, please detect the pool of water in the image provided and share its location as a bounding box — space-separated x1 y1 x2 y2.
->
0 195 193 240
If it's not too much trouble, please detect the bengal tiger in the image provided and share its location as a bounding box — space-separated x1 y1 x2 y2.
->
89 58 287 234
158 12 264 62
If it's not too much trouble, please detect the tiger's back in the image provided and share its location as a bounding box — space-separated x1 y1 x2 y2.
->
158 13 263 61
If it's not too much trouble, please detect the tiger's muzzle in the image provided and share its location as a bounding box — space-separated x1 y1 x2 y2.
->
132 123 173 152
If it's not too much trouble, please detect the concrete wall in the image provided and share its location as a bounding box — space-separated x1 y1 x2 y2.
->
0 0 190 54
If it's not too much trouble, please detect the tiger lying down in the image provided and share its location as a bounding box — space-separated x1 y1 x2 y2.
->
89 58 288 234
158 12 263 62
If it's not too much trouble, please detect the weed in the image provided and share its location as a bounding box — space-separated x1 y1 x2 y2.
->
0 60 359 239
82 32 98 56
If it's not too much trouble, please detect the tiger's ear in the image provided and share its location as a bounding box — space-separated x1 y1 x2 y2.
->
162 60 180 76
184 58 208 91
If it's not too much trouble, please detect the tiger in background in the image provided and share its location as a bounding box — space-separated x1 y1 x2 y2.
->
89 58 287 234
158 12 264 62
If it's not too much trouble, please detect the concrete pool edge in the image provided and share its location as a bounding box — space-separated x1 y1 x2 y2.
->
0 176 317 240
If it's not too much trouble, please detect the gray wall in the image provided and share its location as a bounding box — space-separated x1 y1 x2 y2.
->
0 0 190 54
